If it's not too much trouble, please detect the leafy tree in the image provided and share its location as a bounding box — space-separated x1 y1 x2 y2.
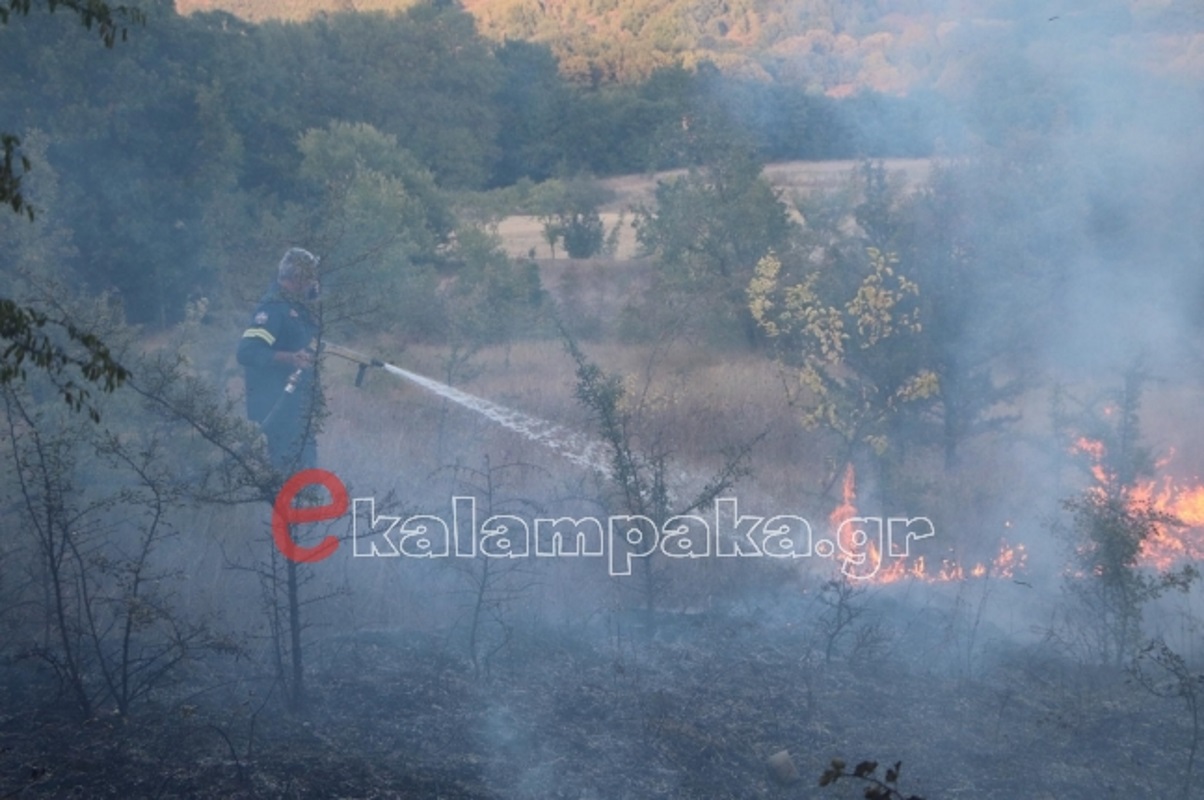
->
0 0 143 49
801 157 1061 471
0 133 33 221
489 40 573 186
1056 368 1198 667
1062 490 1195 667
891 161 1015 468
553 85 665 176
748 247 938 506
293 120 452 337
559 210 605 260
635 119 794 345
2 0 233 326
438 225 544 367
0 0 139 416
536 176 611 260
298 5 501 190
890 153 1078 468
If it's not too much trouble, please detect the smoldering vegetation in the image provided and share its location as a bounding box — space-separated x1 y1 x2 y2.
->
3 0 1204 798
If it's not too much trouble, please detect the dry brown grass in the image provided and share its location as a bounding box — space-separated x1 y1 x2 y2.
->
491 212 642 260
490 158 932 260
318 338 834 530
593 158 932 213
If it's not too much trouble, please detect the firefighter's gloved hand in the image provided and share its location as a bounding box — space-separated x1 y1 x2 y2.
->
274 350 314 369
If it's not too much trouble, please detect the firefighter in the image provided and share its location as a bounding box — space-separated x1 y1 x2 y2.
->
237 247 322 473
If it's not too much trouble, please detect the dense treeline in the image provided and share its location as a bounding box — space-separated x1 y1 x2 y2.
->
0 0 946 327
181 0 1204 89
468 0 1204 86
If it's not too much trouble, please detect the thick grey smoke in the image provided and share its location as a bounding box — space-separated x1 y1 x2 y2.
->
934 5 1204 374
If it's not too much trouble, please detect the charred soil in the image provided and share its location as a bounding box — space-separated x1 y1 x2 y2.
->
0 600 1191 799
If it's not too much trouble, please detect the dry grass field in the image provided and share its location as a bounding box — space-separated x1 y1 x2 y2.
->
490 158 932 260
491 212 642 260
594 158 931 213
335 157 1059 570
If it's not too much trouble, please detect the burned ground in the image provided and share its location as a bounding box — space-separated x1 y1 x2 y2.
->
1 585 1193 799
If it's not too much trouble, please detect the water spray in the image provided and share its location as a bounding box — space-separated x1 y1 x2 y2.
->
322 342 612 476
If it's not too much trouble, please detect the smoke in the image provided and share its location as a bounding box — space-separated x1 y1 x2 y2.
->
940 4 1204 371
331 4 1204 660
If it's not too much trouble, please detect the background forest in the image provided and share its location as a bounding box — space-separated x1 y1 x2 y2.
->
0 0 962 330
3 0 1204 797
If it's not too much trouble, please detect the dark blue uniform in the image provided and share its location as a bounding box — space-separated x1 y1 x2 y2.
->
237 283 320 473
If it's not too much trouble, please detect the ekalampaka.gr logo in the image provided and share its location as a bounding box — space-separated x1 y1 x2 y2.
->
273 469 935 580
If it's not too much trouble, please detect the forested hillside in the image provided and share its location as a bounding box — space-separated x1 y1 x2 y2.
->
176 0 1204 88
0 0 947 328
6 0 1199 328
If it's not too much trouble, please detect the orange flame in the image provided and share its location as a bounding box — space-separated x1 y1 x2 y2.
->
825 463 1027 584
1071 437 1111 485
858 541 1028 586
1070 436 1204 572
829 463 858 531
1130 478 1204 570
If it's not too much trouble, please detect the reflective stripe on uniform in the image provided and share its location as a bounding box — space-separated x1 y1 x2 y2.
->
242 327 276 345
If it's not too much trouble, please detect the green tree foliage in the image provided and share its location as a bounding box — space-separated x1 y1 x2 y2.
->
637 146 789 280
0 298 129 422
489 40 573 186
517 61 921 180
184 0 1197 105
2 0 507 324
1 0 233 325
290 5 501 190
288 121 544 351
0 0 145 47
635 120 794 344
1062 490 1196 667
0 0 139 414
805 157 1070 470
439 226 544 359
0 133 34 221
293 120 452 336
536 176 612 260
0 0 948 356
467 0 920 86
199 4 502 193
559 211 605 260
888 161 1018 468
862 159 1035 468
